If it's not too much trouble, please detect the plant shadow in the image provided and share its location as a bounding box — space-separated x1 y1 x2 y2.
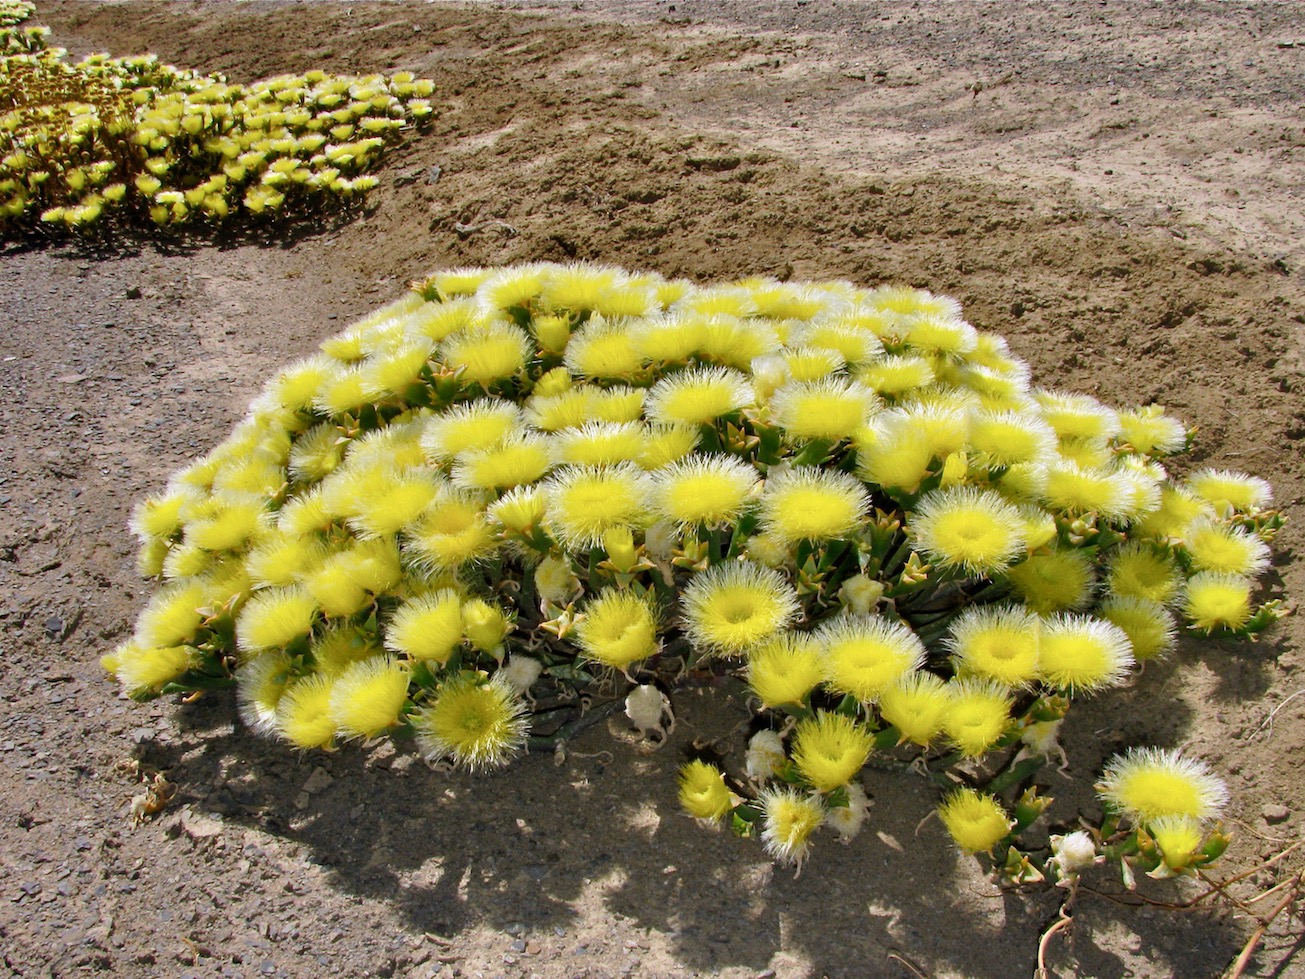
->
132 680 1249 979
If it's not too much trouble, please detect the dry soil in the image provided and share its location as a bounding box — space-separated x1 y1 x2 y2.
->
2 3 1304 978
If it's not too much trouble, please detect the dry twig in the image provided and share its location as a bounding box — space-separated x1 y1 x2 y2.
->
1223 869 1304 979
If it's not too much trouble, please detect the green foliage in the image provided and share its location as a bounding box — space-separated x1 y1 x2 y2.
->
0 8 433 232
108 262 1284 883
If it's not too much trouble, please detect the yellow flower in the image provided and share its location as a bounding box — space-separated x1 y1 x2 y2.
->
942 678 1012 757
574 588 660 671
681 560 800 656
136 538 169 578
403 489 496 571
680 285 758 318
912 486 1026 576
797 320 883 365
1184 518 1271 576
1056 436 1114 470
1097 747 1228 823
838 573 884 616
1185 468 1273 514
870 284 961 320
420 400 520 462
1098 595 1176 661
651 454 759 530
246 534 329 589
129 486 201 541
1117 405 1187 457
348 419 429 472
318 464 391 522
856 355 935 397
857 403 967 493
524 389 599 432
277 485 334 536
441 321 531 384
639 424 701 469
154 539 206 580
946 605 1040 687
321 538 402 612
747 632 824 708
346 470 441 539
1042 462 1133 519
413 674 528 770
770 377 879 442
408 296 480 342
633 314 707 365
1015 504 1058 551
696 314 779 370
901 401 971 459
856 432 934 493
1005 548 1094 615
750 280 830 322
817 614 925 703
644 365 754 426
310 625 385 676
359 343 433 400
759 468 869 544
791 712 874 793
1148 815 1206 873
678 760 734 820
427 267 489 300
274 674 337 749
462 598 513 653
235 585 318 653
878 670 950 747
135 581 208 648
563 319 645 379
1036 614 1134 693
543 464 653 551
967 409 1056 469
487 484 547 534
1036 389 1120 442
532 366 573 397
384 590 464 664
184 496 268 552
314 366 371 414
758 787 826 868
1114 464 1163 520
1106 542 1180 605
603 523 636 572
590 386 647 423
903 313 978 356
938 788 1012 854
554 421 648 468
1132 486 1209 541
958 362 1031 405
782 346 845 382
451 432 554 491
534 554 579 605
111 641 195 698
328 656 410 739
1183 572 1253 633
541 263 658 319
236 651 292 736
469 268 540 318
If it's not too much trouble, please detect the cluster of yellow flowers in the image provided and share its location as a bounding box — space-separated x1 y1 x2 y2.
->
0 7 432 230
107 262 1281 881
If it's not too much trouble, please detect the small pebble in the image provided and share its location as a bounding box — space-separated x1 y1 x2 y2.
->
1262 803 1290 824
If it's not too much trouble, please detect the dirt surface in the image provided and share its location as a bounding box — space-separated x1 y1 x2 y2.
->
3 2 1304 977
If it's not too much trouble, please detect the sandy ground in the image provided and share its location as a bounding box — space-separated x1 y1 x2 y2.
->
2 2 1303 977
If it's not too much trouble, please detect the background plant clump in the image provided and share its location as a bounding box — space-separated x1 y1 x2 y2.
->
0 1 434 233
104 258 1285 887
